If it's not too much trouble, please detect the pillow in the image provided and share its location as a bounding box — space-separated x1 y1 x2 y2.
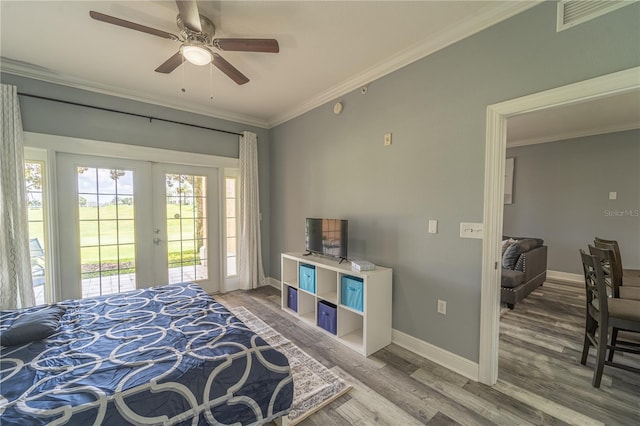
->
0 306 66 347
502 238 517 255
502 238 543 269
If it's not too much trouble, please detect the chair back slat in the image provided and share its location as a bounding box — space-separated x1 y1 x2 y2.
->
594 237 624 279
588 244 619 298
580 250 609 320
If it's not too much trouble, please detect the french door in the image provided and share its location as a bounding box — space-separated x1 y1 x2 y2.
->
151 163 220 294
57 154 219 300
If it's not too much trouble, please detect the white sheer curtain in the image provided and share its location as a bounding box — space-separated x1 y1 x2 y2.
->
0 84 35 310
238 131 265 289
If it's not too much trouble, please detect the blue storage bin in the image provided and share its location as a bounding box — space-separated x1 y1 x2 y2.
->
287 286 298 312
317 301 337 334
341 275 364 312
299 263 316 294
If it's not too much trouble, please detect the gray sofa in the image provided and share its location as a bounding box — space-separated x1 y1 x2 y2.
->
501 237 548 309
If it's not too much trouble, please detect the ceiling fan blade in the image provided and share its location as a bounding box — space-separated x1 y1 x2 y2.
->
212 53 249 85
155 51 184 74
175 0 202 32
213 38 279 53
89 11 179 40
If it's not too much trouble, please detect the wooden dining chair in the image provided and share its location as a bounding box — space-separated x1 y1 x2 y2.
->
579 250 640 387
594 237 640 284
589 244 640 300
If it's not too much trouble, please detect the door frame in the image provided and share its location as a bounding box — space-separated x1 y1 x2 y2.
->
24 132 239 300
478 66 640 385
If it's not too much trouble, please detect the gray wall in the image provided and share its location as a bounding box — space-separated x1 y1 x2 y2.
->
0 73 272 277
269 2 640 362
504 130 640 274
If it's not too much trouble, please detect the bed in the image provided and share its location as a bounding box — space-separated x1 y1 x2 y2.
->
0 282 294 425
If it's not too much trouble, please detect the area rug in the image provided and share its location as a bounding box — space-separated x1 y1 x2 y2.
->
230 306 351 424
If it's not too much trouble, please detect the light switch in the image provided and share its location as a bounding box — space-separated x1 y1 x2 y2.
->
428 220 438 234
609 192 617 200
460 222 484 239
384 133 392 146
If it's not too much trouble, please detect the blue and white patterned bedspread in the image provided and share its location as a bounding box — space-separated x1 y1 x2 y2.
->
0 282 293 425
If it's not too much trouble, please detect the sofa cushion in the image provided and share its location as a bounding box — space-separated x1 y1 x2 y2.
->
509 237 544 249
502 238 544 269
501 269 525 288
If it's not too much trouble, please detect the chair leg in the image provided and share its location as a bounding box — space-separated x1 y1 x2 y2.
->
607 327 619 362
592 325 608 388
581 317 596 365
581 332 590 365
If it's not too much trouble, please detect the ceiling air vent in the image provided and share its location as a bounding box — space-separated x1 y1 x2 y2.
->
557 0 634 31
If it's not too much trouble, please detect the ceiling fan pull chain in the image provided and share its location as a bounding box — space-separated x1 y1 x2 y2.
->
209 64 214 100
181 55 186 93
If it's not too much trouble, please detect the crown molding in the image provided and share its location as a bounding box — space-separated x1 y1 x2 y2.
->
267 1 542 128
2 1 541 130
507 122 640 148
0 58 270 129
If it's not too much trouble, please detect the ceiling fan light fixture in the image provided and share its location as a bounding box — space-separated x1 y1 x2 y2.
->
180 44 212 66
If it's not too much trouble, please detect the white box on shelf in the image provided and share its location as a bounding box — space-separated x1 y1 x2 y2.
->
351 260 375 271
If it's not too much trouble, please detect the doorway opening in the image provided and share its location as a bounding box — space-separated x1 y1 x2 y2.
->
478 67 640 385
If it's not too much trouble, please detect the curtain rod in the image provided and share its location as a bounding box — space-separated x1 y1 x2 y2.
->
18 92 243 137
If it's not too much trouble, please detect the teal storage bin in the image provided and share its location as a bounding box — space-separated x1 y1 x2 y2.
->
341 275 364 312
299 263 316 293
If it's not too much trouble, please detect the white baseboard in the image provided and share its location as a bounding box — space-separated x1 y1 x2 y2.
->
546 270 583 284
222 282 240 293
265 277 280 289
266 276 478 381
223 277 279 293
391 329 479 382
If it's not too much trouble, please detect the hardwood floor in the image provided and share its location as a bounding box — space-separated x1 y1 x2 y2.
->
215 280 640 425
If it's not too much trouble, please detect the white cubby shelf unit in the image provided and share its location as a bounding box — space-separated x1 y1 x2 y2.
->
280 252 393 356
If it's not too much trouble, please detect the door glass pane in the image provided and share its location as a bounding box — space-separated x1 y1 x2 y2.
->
165 174 207 283
25 161 47 304
77 167 136 297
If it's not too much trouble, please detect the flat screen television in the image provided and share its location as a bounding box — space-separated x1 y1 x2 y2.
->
305 218 348 262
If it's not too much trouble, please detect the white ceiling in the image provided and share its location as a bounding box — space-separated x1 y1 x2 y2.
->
0 0 537 128
507 89 640 147
3 0 636 140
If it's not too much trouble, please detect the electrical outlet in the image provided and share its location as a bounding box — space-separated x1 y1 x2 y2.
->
437 299 446 315
384 133 392 146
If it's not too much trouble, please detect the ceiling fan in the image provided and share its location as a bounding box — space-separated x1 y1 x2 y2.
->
89 0 279 85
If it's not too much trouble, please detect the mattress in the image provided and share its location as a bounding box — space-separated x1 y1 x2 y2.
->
0 282 293 425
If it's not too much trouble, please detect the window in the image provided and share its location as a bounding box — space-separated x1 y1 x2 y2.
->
225 175 238 277
164 173 208 283
24 159 49 305
77 167 136 297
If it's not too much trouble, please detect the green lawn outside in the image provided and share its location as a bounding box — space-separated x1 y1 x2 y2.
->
29 203 206 274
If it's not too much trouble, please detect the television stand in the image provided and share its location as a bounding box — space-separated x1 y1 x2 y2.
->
302 251 313 256
338 257 347 264
280 252 392 356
